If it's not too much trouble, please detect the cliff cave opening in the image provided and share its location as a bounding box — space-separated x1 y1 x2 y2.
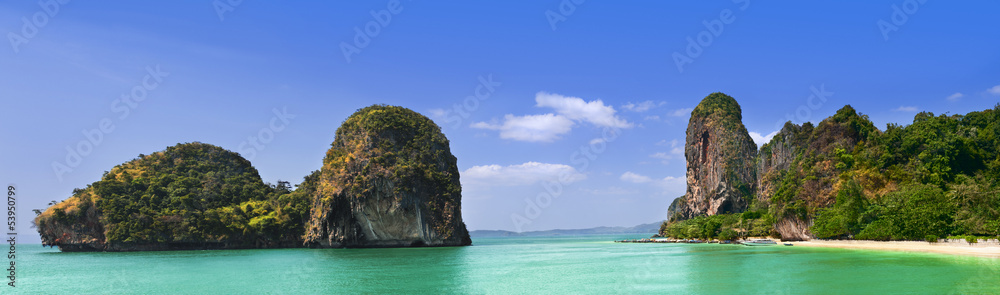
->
701 131 709 164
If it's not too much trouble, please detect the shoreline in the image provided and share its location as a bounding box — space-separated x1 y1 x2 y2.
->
788 239 1000 258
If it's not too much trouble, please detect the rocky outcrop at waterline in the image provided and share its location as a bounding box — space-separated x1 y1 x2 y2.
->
304 105 472 248
36 105 471 252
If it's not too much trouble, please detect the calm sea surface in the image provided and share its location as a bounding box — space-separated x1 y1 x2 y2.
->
12 234 1000 294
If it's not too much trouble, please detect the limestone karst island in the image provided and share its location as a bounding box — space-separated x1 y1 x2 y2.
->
35 105 471 251
661 93 1000 243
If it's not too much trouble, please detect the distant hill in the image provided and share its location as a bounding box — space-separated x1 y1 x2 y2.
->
470 221 662 238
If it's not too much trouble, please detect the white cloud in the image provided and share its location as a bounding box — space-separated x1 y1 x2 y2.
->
649 147 684 164
620 172 653 183
462 162 586 187
428 108 447 118
749 130 779 147
589 138 606 145
894 106 919 112
471 114 574 142
656 176 686 196
669 108 693 117
622 100 659 112
619 172 687 196
946 92 964 102
988 85 1000 95
535 92 633 128
473 92 634 142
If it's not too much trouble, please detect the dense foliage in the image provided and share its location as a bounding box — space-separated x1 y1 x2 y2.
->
691 92 743 122
314 105 463 237
662 104 1000 241
661 212 775 240
810 105 1000 240
37 143 314 247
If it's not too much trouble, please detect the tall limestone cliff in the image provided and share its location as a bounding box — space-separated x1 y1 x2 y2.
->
664 101 882 240
304 105 472 248
668 93 758 222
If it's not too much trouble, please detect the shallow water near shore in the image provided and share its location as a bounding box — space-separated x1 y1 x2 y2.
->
13 234 1000 294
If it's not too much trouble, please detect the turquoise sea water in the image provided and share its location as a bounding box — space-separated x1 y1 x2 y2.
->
11 235 1000 294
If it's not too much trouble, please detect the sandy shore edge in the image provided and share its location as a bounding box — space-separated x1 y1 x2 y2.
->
788 239 1000 258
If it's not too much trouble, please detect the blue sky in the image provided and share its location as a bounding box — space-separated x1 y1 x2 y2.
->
2 1 999 242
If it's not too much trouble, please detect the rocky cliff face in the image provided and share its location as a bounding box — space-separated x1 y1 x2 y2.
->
304 105 471 248
755 105 877 240
668 93 758 221
755 122 811 205
34 189 107 251
663 95 879 240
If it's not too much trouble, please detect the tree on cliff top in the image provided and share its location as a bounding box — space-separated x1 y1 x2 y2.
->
692 92 743 122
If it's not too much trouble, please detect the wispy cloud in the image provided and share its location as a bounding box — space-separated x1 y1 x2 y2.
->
622 100 662 112
535 92 633 128
473 92 632 142
946 92 963 102
894 106 919 112
669 108 693 117
988 85 1000 96
470 114 574 142
620 171 653 183
462 162 586 188
619 171 686 196
649 147 684 164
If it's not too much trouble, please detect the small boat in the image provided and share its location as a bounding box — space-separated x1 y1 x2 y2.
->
741 239 778 246
783 243 793 246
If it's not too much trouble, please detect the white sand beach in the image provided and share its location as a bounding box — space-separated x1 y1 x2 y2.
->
789 239 1000 258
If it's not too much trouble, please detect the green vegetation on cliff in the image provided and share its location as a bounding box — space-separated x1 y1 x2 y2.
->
808 106 1000 240
36 142 313 249
307 104 470 246
691 92 743 122
662 103 1000 241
